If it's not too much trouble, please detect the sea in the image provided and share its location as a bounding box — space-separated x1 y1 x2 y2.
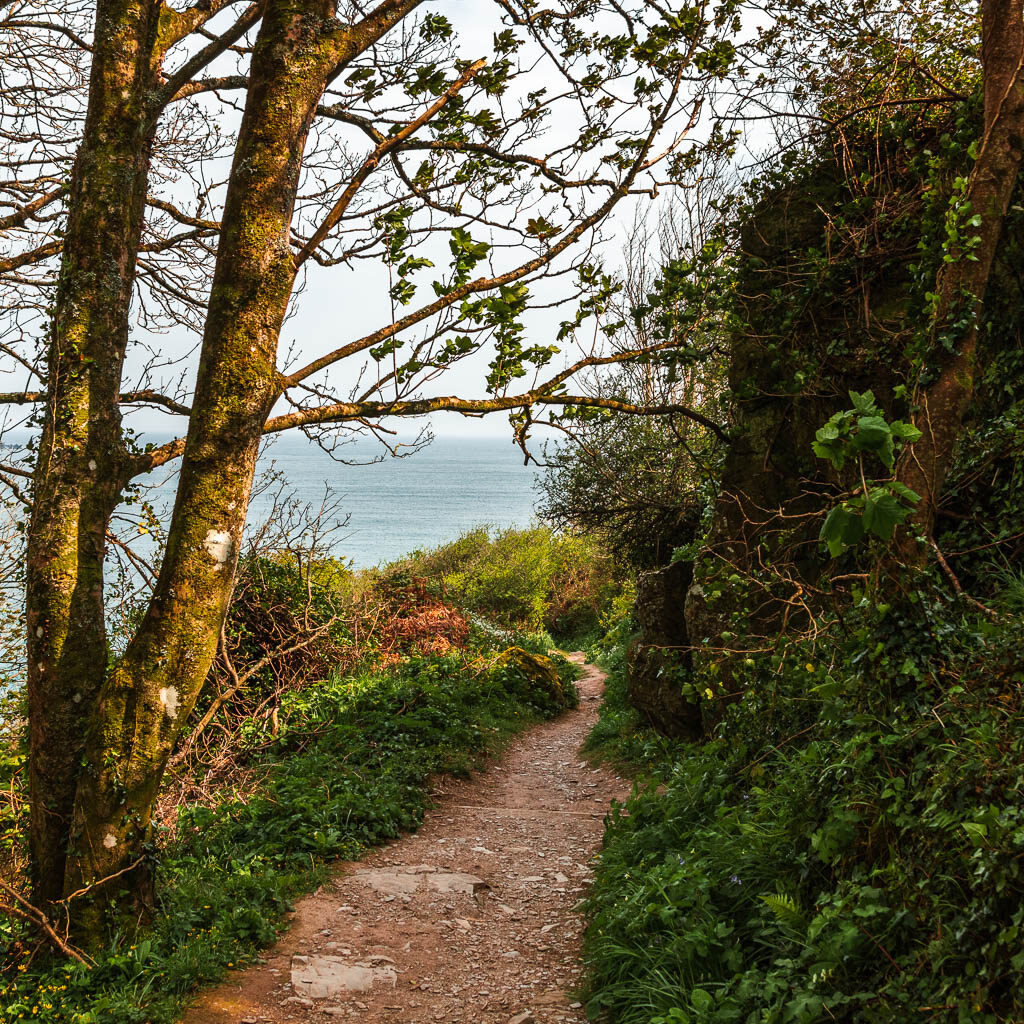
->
137 433 546 568
0 433 545 689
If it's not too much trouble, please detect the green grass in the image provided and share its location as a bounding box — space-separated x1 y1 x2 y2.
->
1 649 578 1024
580 597 1024 1024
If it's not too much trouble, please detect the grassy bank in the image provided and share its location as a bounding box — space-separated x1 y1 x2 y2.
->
0 529 599 1024
581 591 1024 1024
2 645 577 1023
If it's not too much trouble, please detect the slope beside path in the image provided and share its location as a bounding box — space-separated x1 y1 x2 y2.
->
182 656 629 1024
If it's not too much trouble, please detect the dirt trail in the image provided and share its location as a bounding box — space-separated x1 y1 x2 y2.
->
182 656 628 1024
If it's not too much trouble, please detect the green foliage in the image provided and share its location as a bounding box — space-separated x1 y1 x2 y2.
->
571 12 1022 1024
814 391 922 556
582 593 1024 1024
388 526 620 642
812 391 921 474
1 647 578 1023
538 405 721 570
536 230 729 570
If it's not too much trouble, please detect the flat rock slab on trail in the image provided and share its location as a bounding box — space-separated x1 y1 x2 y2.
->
183 656 628 1024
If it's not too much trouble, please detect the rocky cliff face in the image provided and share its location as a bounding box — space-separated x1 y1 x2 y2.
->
684 165 909 687
627 559 703 739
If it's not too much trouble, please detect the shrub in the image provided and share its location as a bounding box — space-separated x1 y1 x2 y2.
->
388 526 621 641
582 589 1024 1024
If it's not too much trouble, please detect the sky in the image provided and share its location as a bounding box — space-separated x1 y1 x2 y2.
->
120 0 676 444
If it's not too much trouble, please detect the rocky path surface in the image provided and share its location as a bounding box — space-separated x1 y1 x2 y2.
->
182 656 629 1024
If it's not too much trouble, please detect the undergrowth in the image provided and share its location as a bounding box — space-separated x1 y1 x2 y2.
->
387 525 618 641
1 647 578 1023
582 588 1024 1024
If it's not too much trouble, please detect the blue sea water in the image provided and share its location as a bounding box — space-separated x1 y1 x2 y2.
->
139 434 545 568
0 434 544 689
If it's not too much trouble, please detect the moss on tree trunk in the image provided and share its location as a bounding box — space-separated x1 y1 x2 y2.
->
60 0 370 939
26 0 163 908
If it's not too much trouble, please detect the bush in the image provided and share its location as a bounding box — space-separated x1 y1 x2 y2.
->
582 589 1024 1024
537 410 718 570
1 648 579 1023
388 526 620 641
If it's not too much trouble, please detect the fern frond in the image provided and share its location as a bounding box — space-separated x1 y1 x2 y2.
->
760 892 807 934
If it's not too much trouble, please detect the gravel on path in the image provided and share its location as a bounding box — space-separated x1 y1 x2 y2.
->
181 655 628 1024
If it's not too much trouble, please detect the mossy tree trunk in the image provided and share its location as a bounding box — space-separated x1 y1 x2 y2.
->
59 0 422 937
25 0 265 920
26 0 173 908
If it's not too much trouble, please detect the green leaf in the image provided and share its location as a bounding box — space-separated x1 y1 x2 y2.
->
812 439 845 469
525 215 560 239
889 420 923 442
862 491 910 540
849 390 877 414
820 506 852 557
962 821 988 846
690 988 714 1013
856 415 896 468
855 415 891 450
888 480 921 503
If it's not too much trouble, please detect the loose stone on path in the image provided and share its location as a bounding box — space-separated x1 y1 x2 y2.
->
354 866 489 897
181 657 628 1023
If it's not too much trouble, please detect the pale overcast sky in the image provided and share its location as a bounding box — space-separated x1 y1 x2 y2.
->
121 0 670 443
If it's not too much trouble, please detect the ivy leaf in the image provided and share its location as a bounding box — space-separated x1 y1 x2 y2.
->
862 491 911 540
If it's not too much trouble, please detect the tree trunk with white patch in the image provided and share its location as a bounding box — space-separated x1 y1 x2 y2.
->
61 0 392 937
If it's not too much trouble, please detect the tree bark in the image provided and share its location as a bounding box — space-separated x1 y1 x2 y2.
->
899 0 1024 545
26 0 166 907
62 0 422 935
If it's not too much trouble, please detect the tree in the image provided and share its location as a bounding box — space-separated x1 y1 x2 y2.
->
0 0 741 936
537 198 730 568
898 0 1024 545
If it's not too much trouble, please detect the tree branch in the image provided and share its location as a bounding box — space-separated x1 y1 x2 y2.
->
294 57 486 268
157 3 262 108
131 385 727 478
0 186 64 230
0 390 192 415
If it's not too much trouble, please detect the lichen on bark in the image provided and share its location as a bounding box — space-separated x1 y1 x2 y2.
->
60 0 395 936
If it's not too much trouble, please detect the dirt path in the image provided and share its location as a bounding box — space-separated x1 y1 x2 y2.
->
182 656 628 1024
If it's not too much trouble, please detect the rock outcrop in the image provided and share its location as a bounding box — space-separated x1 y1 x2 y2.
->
628 559 703 739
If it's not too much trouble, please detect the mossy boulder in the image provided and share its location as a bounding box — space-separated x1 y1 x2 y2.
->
628 560 704 740
496 646 577 713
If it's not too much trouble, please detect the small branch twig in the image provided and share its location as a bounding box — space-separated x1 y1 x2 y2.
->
59 854 147 906
929 538 999 620
0 878 92 965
